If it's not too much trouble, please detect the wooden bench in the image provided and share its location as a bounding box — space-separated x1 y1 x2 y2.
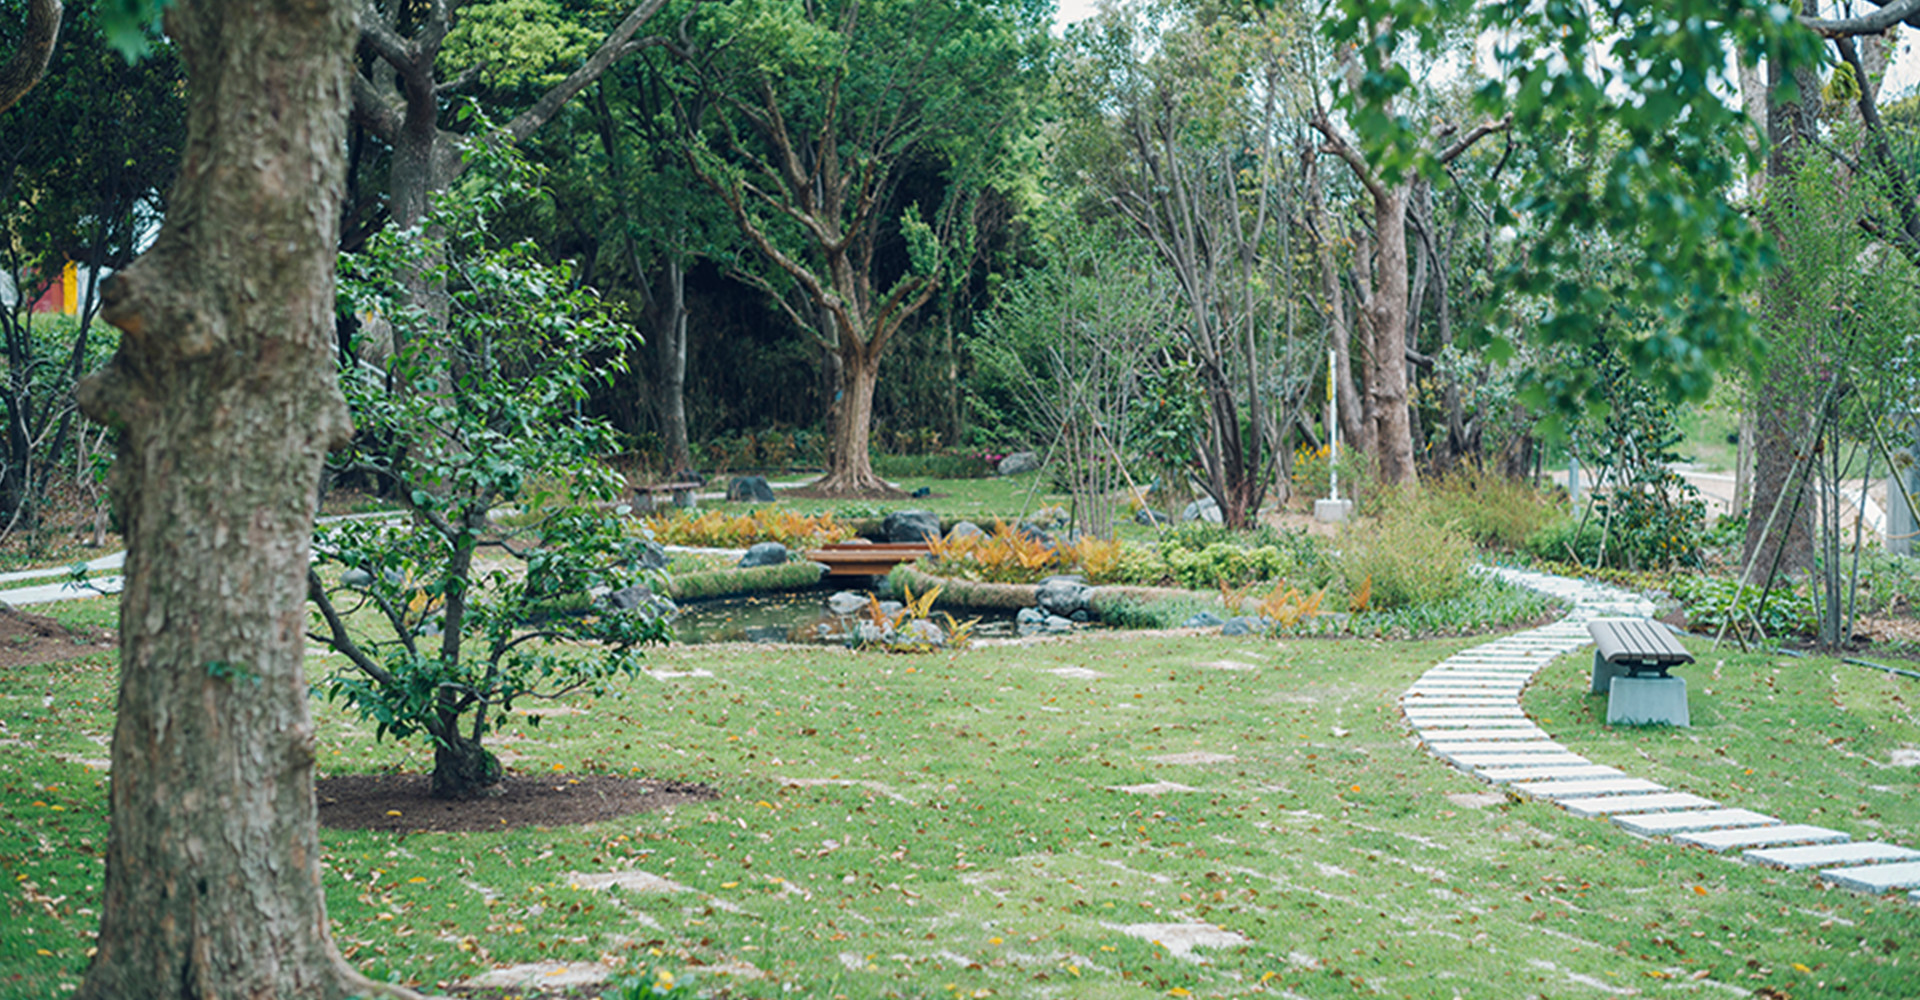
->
631 481 701 513
1587 618 1694 726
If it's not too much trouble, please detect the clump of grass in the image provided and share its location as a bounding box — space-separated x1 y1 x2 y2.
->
665 560 826 601
1333 492 1472 609
1425 466 1565 551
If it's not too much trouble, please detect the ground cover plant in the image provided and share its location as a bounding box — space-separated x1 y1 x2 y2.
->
6 594 1920 998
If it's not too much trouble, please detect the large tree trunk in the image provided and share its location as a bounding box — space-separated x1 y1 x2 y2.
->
72 1 401 998
1365 185 1417 487
1744 37 1824 580
815 340 893 495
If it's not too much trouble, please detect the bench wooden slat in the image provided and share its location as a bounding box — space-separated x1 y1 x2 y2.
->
1588 618 1692 667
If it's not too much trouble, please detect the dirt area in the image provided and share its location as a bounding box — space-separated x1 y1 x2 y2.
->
315 773 715 834
0 603 116 669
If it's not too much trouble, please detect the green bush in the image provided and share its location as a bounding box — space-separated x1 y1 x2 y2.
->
1670 575 1817 639
1334 499 1472 610
1427 468 1564 551
1523 516 1605 565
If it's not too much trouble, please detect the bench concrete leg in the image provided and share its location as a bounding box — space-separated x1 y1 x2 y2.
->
672 488 696 509
1591 651 1629 695
1607 676 1689 726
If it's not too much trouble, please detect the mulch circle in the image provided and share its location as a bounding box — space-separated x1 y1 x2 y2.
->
0 603 115 670
315 772 716 833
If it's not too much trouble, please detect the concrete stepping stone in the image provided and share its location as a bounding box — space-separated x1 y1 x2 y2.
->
1746 842 1920 871
1401 705 1528 718
1560 792 1717 817
1427 739 1569 756
1414 727 1550 741
1405 716 1539 728
1675 825 1850 853
1820 860 1920 893
1445 750 1592 768
1148 751 1235 766
1615 808 1780 837
1512 777 1668 800
1109 921 1249 958
1401 695 1520 706
1110 781 1198 795
1408 679 1529 691
1476 764 1626 784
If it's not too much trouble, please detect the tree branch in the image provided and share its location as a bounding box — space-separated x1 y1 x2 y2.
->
308 569 404 684
1802 0 1920 37
1436 114 1511 165
506 0 673 143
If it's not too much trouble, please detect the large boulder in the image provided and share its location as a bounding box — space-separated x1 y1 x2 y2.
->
737 541 790 568
1036 575 1092 618
946 520 985 541
1182 497 1223 524
996 451 1040 476
727 475 776 503
826 591 868 616
882 509 942 543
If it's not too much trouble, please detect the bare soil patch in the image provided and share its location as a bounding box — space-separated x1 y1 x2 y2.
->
0 603 115 669
315 773 715 833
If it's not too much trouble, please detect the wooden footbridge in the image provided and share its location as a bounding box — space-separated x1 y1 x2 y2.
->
806 542 932 578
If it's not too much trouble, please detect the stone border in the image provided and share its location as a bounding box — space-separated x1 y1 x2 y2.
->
1404 566 1920 898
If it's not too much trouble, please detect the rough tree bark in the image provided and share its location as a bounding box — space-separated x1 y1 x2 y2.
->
0 0 59 113
1310 108 1508 488
72 0 408 997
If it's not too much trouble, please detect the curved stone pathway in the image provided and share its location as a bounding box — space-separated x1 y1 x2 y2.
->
1406 566 1920 900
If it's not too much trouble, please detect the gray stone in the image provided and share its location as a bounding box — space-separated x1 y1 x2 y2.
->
1016 607 1045 625
1510 777 1669 800
1477 764 1627 784
1560 792 1716 817
1135 508 1171 526
1016 521 1056 548
1070 609 1090 623
1614 808 1780 837
1182 611 1226 628
738 542 790 568
1037 576 1093 617
1820 860 1920 893
1745 842 1920 871
1181 496 1223 524
895 619 946 647
1675 825 1849 853
1444 751 1592 768
340 567 374 589
881 509 942 543
997 451 1040 476
1220 617 1255 636
878 600 905 619
856 623 891 644
1044 614 1075 633
946 520 985 540
637 540 670 571
727 475 777 503
826 591 868 616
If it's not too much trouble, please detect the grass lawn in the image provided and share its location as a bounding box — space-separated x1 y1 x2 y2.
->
4 597 1918 999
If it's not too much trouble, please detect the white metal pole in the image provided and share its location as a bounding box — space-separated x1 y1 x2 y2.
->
1328 348 1339 502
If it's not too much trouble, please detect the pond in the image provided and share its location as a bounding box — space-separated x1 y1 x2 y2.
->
669 590 1028 645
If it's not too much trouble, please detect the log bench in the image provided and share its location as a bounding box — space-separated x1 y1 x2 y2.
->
1587 617 1694 726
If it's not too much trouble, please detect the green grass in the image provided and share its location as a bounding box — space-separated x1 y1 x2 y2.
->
4 598 1919 998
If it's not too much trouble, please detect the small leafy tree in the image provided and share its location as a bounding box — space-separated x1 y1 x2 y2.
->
309 154 669 799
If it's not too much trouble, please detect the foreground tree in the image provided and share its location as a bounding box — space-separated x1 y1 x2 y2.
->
73 0 408 996
0 0 59 112
312 155 671 799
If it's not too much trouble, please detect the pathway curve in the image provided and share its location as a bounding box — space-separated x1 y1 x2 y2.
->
1405 566 1920 900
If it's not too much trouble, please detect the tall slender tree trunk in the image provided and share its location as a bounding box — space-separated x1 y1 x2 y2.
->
654 258 691 472
1365 185 1416 486
72 1 403 996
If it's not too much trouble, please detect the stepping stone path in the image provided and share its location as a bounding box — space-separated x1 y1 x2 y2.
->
1403 566 1920 899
